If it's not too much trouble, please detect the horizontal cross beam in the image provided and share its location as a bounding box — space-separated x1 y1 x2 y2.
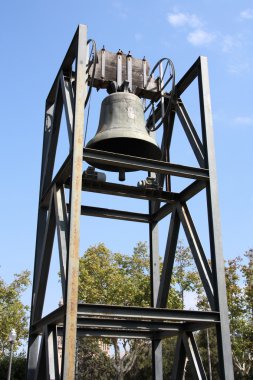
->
83 148 209 180
77 303 220 323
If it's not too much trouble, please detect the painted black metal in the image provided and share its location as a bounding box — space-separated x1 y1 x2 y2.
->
177 202 215 309
176 99 205 167
83 148 209 180
82 180 179 203
182 332 208 379
149 199 164 378
198 56 234 379
40 153 72 208
157 207 180 307
27 24 234 380
31 303 220 342
80 205 150 223
77 303 220 322
32 192 56 321
171 335 187 379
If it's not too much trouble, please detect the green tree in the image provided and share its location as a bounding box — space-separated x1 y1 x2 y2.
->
78 242 152 379
195 327 219 379
78 242 181 379
226 251 253 378
241 249 253 323
0 353 27 380
196 250 253 379
0 270 31 357
172 241 201 307
79 242 151 307
76 337 115 380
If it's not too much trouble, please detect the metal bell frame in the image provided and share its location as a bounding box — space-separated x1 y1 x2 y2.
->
27 24 234 379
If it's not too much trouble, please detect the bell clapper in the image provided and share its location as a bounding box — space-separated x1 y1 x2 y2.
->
119 170 125 181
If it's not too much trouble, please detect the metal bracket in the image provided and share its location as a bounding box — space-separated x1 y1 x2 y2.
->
83 166 106 183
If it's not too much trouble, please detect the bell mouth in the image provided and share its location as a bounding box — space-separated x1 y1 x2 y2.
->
85 136 162 172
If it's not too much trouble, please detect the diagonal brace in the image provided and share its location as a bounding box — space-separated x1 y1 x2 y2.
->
157 206 180 308
182 332 207 380
54 186 68 300
176 98 205 167
171 334 187 379
60 72 74 146
41 78 63 195
33 190 56 322
177 202 215 310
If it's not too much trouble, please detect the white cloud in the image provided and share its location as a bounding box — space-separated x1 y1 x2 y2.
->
187 29 216 46
167 12 202 28
233 116 253 126
240 9 253 19
221 35 241 53
167 11 215 48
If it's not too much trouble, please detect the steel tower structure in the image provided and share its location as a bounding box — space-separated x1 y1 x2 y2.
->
27 24 234 379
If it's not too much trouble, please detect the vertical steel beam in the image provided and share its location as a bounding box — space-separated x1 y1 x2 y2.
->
34 329 47 380
161 109 176 192
152 339 163 380
149 95 176 379
198 56 234 379
48 327 60 380
149 201 163 379
149 203 160 306
62 24 87 379
27 335 41 380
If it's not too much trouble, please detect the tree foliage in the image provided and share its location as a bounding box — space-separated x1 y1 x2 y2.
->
78 242 182 379
0 270 30 357
77 337 115 380
79 242 151 307
225 251 253 378
78 242 253 378
0 354 27 380
196 249 253 379
78 242 153 379
172 241 201 307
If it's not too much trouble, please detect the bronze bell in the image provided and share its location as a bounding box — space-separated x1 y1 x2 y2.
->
86 92 161 172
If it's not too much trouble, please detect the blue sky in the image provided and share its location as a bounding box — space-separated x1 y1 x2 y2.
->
1 0 253 311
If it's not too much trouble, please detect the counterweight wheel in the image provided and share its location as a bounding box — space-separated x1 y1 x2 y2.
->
144 57 175 132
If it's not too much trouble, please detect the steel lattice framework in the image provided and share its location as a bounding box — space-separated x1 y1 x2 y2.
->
27 24 234 379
